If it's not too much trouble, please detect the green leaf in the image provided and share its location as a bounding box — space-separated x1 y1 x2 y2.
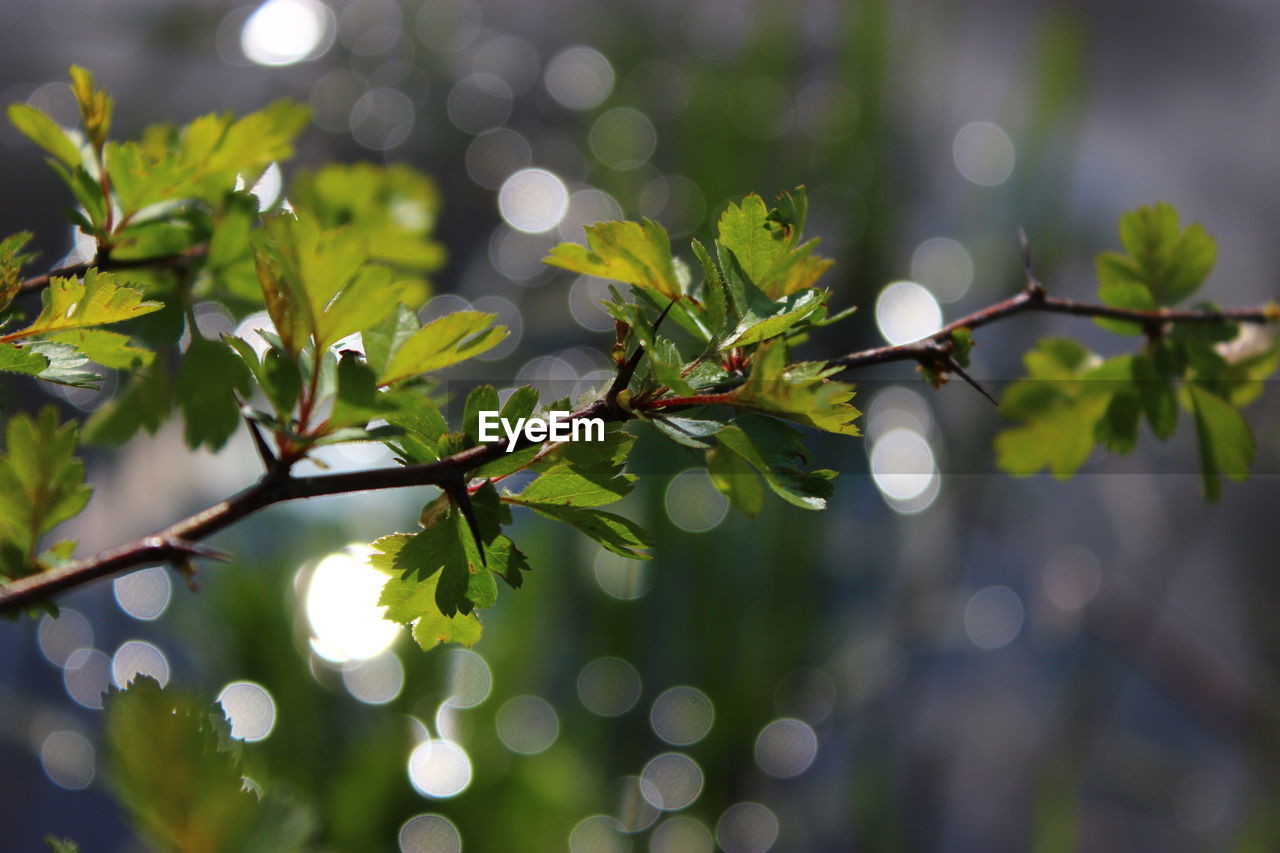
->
994 340 1132 479
1187 383 1254 502
463 385 500 442
290 162 445 276
731 340 861 436
1104 203 1218 306
362 303 419 381
0 407 91 570
1132 351 1177 439
25 341 102 387
716 188 833 299
68 65 112 147
47 329 153 370
0 343 50 378
4 269 162 342
995 396 1111 479
44 837 79 853
723 287 829 348
377 310 507 386
175 338 252 450
706 444 764 517
521 503 654 560
6 104 82 168
0 231 36 311
508 464 636 509
105 677 314 853
544 219 682 301
714 415 837 510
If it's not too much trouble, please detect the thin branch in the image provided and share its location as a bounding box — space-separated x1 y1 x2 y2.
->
0 270 1276 614
829 289 1276 371
0 399 617 613
17 244 208 294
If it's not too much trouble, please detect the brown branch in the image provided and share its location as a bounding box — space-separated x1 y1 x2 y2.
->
0 273 1276 615
0 399 618 613
829 288 1277 371
17 244 208 294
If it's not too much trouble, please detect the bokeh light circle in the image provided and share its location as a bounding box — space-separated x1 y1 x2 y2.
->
408 740 472 798
240 0 335 66
716 802 779 853
218 681 277 741
753 718 818 779
640 753 704 811
953 121 1015 186
498 169 570 234
495 695 559 754
874 281 943 345
577 656 643 717
650 686 715 746
399 813 462 853
964 585 1024 650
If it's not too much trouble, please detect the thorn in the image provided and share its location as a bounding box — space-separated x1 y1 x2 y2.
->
946 356 999 406
172 557 201 593
1019 227 1046 298
236 394 278 473
443 477 487 566
164 537 233 563
607 298 677 405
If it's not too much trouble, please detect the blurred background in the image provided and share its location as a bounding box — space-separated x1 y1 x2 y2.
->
2 0 1280 849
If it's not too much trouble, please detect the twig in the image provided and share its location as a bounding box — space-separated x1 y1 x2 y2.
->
0 267 1275 613
17 245 208 294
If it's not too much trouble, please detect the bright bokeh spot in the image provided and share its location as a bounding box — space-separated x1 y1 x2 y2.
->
342 650 405 705
716 802 779 853
640 753 703 811
869 427 937 504
498 168 570 233
495 695 559 754
305 546 400 664
399 814 462 853
111 640 170 689
113 566 172 621
241 0 334 66
964 585 1024 650
218 681 277 741
953 121 1015 186
577 656 642 717
408 740 472 798
753 718 818 779
650 686 715 746
875 281 943 346
545 46 615 110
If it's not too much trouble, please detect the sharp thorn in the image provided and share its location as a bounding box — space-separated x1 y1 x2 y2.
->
236 394 278 471
947 356 999 406
165 537 233 563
